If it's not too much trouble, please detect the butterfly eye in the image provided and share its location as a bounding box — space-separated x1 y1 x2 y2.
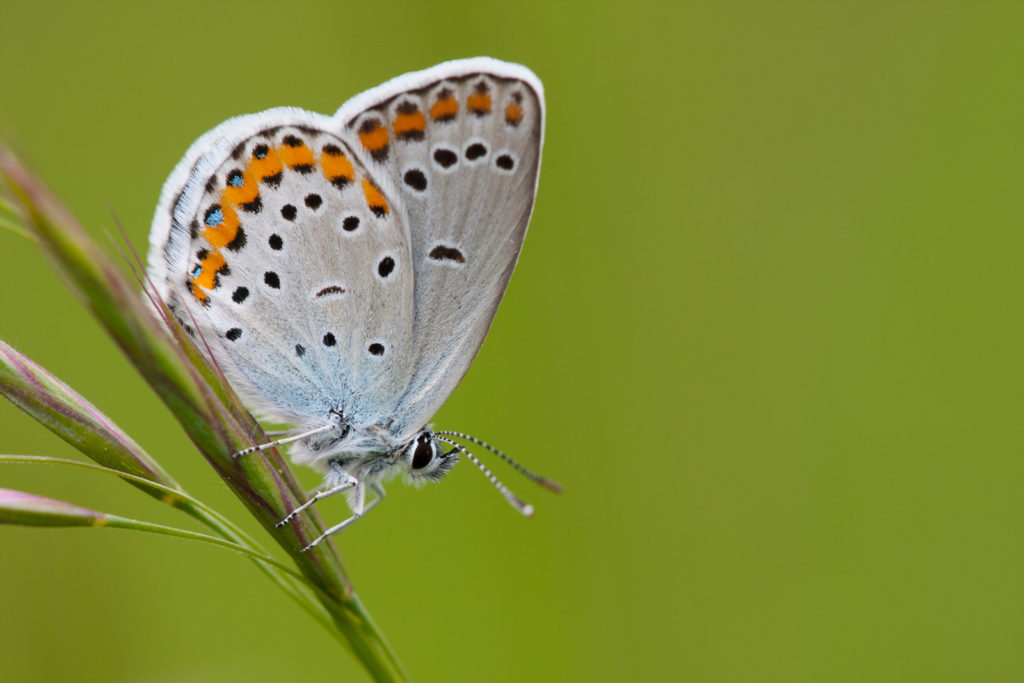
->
411 434 434 470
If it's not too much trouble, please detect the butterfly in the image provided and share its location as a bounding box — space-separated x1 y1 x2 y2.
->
146 57 559 549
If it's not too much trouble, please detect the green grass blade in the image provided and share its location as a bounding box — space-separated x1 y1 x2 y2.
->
0 339 181 497
0 454 348 645
0 487 107 526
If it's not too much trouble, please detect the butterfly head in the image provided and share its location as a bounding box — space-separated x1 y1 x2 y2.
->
402 430 458 483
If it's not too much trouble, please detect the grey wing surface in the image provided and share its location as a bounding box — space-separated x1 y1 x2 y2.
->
335 58 545 440
148 110 414 428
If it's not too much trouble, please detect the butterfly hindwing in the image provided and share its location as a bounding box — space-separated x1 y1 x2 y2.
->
149 112 414 427
337 58 545 439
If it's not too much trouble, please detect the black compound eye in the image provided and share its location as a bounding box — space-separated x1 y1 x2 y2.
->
411 435 434 470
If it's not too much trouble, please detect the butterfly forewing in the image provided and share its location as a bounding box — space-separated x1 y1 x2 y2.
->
338 62 544 439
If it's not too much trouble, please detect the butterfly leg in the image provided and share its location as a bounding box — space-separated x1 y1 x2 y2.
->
234 423 337 457
276 468 357 528
301 483 386 552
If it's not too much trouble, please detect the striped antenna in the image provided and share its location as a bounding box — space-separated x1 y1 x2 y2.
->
435 430 563 493
234 423 336 457
433 435 534 517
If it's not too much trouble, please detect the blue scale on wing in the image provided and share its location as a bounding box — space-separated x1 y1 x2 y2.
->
182 127 414 428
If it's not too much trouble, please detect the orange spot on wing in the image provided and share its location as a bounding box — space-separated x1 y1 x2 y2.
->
201 203 240 249
188 281 210 305
393 110 426 138
249 147 283 182
362 178 389 216
505 101 523 125
193 250 226 291
358 122 390 153
222 169 259 207
320 146 355 186
430 95 458 121
467 92 491 115
280 141 315 170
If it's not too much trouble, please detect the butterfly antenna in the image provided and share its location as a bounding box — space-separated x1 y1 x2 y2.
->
435 430 563 493
433 435 534 517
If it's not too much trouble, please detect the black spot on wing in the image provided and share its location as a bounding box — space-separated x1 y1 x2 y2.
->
433 148 457 168
403 169 427 191
225 226 246 252
240 196 262 214
429 245 465 263
316 285 345 298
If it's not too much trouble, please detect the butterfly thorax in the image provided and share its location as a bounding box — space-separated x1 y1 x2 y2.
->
289 417 456 488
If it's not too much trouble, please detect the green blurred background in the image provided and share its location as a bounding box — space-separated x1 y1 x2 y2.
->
2 1 1022 681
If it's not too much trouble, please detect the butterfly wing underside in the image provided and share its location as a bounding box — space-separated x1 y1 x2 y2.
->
148 58 544 443
337 58 544 440
148 110 415 427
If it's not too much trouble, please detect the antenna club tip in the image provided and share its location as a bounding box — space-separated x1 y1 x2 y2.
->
538 478 564 494
521 504 535 517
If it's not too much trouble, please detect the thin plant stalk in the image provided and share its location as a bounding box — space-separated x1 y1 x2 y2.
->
0 146 408 681
0 453 341 639
0 339 338 644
